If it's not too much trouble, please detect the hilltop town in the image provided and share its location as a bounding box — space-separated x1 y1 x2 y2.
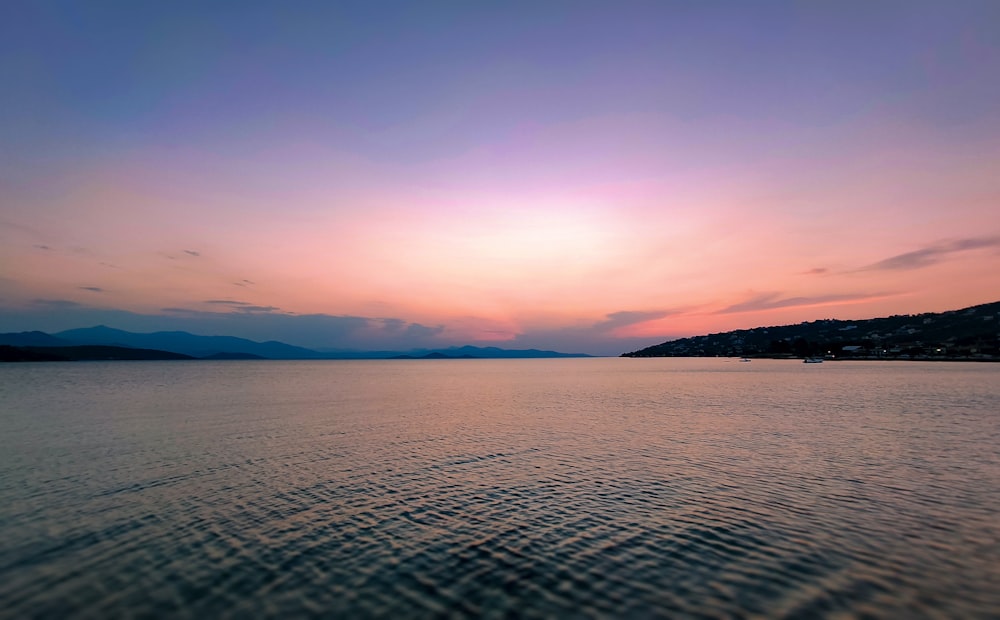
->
622 301 1000 361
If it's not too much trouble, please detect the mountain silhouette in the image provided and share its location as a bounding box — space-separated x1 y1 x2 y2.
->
1 344 193 361
53 326 322 359
0 331 75 347
0 326 593 359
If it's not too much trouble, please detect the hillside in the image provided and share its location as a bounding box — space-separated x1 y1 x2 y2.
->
0 345 194 362
622 301 1000 360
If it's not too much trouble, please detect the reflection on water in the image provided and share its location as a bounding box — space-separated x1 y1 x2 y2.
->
1 358 998 618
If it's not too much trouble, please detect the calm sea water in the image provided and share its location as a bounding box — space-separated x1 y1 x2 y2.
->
1 358 998 619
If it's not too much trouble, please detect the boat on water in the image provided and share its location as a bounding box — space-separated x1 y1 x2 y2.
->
803 357 824 363
739 357 751 362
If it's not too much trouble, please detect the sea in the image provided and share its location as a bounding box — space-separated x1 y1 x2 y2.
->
1 358 998 619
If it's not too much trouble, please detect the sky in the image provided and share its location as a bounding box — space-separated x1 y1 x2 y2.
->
1 1 999 355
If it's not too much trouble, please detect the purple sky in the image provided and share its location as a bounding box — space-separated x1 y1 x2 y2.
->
2 1 999 354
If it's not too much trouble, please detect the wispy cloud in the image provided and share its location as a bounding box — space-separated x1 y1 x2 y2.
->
802 267 828 275
160 249 201 260
172 302 283 314
79 286 104 293
593 309 680 332
861 236 1000 271
717 291 890 314
0 218 44 238
34 244 52 251
402 323 446 338
375 318 444 338
32 299 81 308
200 300 281 313
147 308 445 349
237 305 281 314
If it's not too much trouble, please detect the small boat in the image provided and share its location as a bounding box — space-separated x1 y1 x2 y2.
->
739 358 751 362
803 357 824 363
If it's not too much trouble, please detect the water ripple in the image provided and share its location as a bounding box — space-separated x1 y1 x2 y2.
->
1 359 999 618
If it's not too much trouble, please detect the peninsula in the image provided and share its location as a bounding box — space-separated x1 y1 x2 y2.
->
622 301 1000 361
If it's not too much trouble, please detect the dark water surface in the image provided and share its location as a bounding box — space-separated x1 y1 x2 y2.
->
1 358 998 618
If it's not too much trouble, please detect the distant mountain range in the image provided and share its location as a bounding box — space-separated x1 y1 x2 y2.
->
623 300 1000 360
52 326 320 359
0 326 591 361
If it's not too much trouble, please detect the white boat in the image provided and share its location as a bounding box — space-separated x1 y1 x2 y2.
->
739 358 751 362
803 357 823 363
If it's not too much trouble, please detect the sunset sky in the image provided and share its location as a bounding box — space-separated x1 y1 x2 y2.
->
2 1 999 355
